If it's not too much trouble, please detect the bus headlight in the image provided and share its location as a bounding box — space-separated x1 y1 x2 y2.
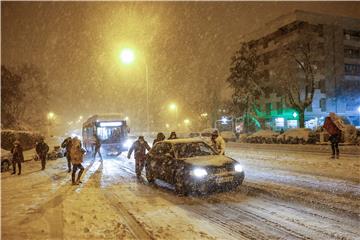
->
234 164 243 172
123 139 132 148
192 168 208 178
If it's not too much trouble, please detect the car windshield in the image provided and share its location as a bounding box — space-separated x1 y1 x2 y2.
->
174 142 216 158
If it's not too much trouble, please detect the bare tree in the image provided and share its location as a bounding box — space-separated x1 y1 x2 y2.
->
275 33 322 128
227 43 264 132
1 65 24 129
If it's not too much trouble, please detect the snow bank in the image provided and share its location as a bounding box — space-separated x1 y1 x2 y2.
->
277 128 311 142
249 130 278 138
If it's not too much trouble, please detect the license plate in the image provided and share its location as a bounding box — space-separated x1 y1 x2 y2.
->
216 176 234 184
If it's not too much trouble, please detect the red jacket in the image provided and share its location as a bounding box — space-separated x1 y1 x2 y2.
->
323 117 341 136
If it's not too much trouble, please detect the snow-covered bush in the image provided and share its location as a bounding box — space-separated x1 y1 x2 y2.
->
246 130 279 144
1 130 43 151
277 128 314 144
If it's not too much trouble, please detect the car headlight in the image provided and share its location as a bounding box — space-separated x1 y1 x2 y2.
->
234 164 243 172
192 168 208 178
123 139 132 148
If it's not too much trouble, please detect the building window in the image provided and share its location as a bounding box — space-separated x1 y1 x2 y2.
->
320 98 326 112
344 64 360 76
266 103 272 115
344 47 360 58
319 79 326 93
344 30 360 41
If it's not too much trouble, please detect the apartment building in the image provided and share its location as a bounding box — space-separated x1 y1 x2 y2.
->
242 10 360 130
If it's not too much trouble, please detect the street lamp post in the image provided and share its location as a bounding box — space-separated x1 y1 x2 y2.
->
120 48 150 134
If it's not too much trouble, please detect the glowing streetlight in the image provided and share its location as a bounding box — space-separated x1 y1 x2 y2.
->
119 48 135 64
165 123 170 129
119 47 150 133
47 112 55 120
184 119 190 125
169 103 177 111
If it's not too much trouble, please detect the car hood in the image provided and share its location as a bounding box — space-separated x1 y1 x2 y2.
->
182 155 234 167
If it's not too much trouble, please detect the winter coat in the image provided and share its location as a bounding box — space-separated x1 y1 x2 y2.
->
213 136 226 155
323 117 341 136
11 145 24 163
36 141 49 157
61 137 72 155
70 138 84 164
153 138 165 146
128 140 151 159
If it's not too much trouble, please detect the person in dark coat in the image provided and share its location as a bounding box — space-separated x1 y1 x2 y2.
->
127 136 151 178
61 137 72 172
168 131 177 140
153 132 165 146
93 134 102 161
36 137 49 170
11 140 24 175
323 112 343 159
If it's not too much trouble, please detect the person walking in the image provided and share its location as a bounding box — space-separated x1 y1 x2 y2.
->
127 136 151 178
61 137 72 172
168 131 177 140
36 137 49 170
11 140 24 175
211 130 226 155
70 136 85 185
323 112 345 159
153 132 165 146
93 134 103 161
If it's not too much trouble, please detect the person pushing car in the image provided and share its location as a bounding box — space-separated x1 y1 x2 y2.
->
127 136 151 178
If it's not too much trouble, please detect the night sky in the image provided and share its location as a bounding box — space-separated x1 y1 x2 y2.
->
2 1 360 127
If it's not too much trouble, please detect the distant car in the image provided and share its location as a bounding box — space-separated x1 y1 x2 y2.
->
220 131 237 142
145 139 245 195
188 132 212 145
1 149 12 172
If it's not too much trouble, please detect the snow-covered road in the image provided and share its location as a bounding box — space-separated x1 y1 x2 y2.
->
2 144 359 239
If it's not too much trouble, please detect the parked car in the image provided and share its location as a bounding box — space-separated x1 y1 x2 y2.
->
277 128 315 144
1 149 12 172
220 131 237 142
188 132 212 145
246 130 279 144
145 139 245 195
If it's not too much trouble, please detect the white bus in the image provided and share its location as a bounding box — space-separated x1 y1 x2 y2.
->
82 114 131 155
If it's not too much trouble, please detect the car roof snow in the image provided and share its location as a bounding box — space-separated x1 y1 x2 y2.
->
163 138 205 144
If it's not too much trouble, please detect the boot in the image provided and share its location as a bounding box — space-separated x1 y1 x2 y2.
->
76 169 84 184
330 155 335 159
11 172 16 175
71 172 76 185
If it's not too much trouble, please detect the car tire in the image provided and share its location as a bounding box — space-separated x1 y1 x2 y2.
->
145 163 155 183
175 171 188 195
1 160 10 172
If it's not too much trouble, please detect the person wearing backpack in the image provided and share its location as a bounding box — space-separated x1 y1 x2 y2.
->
70 136 85 185
323 112 345 159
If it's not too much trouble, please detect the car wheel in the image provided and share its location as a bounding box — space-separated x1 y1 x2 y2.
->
145 162 155 183
1 160 10 172
175 171 188 195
